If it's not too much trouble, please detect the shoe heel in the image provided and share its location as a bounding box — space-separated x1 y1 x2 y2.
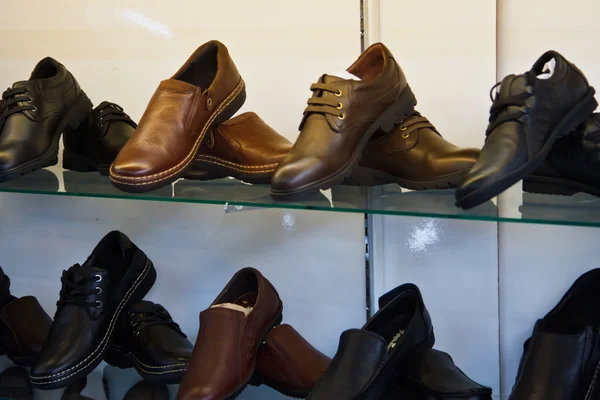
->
131 260 157 303
62 151 97 173
104 347 134 369
60 91 93 134
378 85 417 133
343 166 396 187
213 82 246 128
523 179 579 196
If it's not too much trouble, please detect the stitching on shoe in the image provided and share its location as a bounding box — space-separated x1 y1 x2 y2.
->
585 359 600 400
110 345 188 374
29 261 151 384
109 79 245 186
195 156 278 172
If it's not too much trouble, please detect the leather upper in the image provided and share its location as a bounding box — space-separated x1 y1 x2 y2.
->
360 113 479 180
64 101 136 167
271 42 409 193
186 111 292 178
110 41 244 189
256 324 330 395
308 283 433 400
0 57 84 172
177 267 282 400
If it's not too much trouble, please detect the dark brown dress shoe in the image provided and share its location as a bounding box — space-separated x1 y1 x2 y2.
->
0 267 53 367
271 42 416 200
184 112 292 184
177 268 283 400
344 113 480 189
110 40 246 193
252 324 330 398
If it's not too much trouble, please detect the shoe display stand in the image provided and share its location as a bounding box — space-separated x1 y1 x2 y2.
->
1 1 600 400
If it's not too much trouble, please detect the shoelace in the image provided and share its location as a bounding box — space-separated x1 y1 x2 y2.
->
129 304 185 337
486 70 536 136
0 87 36 125
97 102 135 129
304 83 345 120
56 264 103 309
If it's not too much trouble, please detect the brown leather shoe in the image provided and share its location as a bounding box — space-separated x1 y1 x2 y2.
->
344 112 480 189
270 42 416 200
251 324 330 398
176 268 283 400
110 40 246 193
184 112 292 184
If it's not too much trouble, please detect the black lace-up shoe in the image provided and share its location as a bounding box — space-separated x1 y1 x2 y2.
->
0 57 92 182
105 300 193 384
523 113 600 196
63 101 136 176
30 231 156 390
456 51 597 209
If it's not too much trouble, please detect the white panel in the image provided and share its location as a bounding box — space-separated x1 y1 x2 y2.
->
497 1 600 398
0 0 364 399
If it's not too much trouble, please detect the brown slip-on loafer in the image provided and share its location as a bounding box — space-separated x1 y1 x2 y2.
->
270 42 417 200
344 112 480 189
184 112 292 184
110 40 246 193
176 268 283 400
251 324 330 398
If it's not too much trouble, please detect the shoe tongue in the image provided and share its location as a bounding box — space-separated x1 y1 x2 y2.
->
498 74 528 99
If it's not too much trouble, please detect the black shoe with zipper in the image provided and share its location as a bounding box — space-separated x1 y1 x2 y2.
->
524 113 600 196
29 231 157 390
509 268 600 399
63 101 136 176
0 57 92 182
104 300 193 384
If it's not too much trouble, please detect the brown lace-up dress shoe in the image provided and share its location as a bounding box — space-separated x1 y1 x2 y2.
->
184 112 292 184
271 42 417 200
345 112 480 189
177 268 283 400
110 40 246 193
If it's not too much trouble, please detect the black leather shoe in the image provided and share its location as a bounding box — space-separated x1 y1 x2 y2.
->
0 367 32 400
308 283 434 400
456 50 597 209
524 113 600 196
509 268 600 399
124 381 169 400
30 231 157 390
0 57 92 182
63 101 136 176
104 300 193 384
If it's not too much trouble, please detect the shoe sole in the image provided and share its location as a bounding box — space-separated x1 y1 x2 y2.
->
270 86 417 200
455 87 598 209
343 165 470 190
29 258 157 390
184 158 276 184
109 80 246 193
0 91 92 183
63 151 110 176
523 174 600 197
249 372 310 399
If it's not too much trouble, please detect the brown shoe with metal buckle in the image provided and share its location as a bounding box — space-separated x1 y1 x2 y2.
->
184 112 292 184
252 324 330 398
176 268 283 400
110 40 246 193
345 112 480 189
270 42 416 199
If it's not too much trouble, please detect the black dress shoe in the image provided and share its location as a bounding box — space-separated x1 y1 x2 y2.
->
30 231 157 390
0 367 32 400
124 381 169 400
63 101 136 176
308 283 434 400
456 50 597 209
104 300 193 384
524 113 600 196
0 57 92 182
509 268 600 399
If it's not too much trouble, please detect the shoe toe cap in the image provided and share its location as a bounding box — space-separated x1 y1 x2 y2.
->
270 156 328 193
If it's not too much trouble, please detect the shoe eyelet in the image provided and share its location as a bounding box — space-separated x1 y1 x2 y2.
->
336 102 343 110
96 287 102 295
206 132 215 148
334 90 343 97
338 113 345 120
128 310 135 317
134 331 140 337
402 132 410 139
95 275 102 283
130 321 137 327
400 126 407 131
31 106 37 112
95 300 103 309
207 97 213 108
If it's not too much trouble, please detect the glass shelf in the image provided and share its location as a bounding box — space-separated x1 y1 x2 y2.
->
1 167 600 228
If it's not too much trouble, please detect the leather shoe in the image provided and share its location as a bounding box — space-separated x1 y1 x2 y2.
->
308 283 434 400
509 268 600 399
177 267 283 400
30 231 157 390
252 324 330 398
63 101 137 176
271 42 416 200
456 50 597 209
105 300 193 384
